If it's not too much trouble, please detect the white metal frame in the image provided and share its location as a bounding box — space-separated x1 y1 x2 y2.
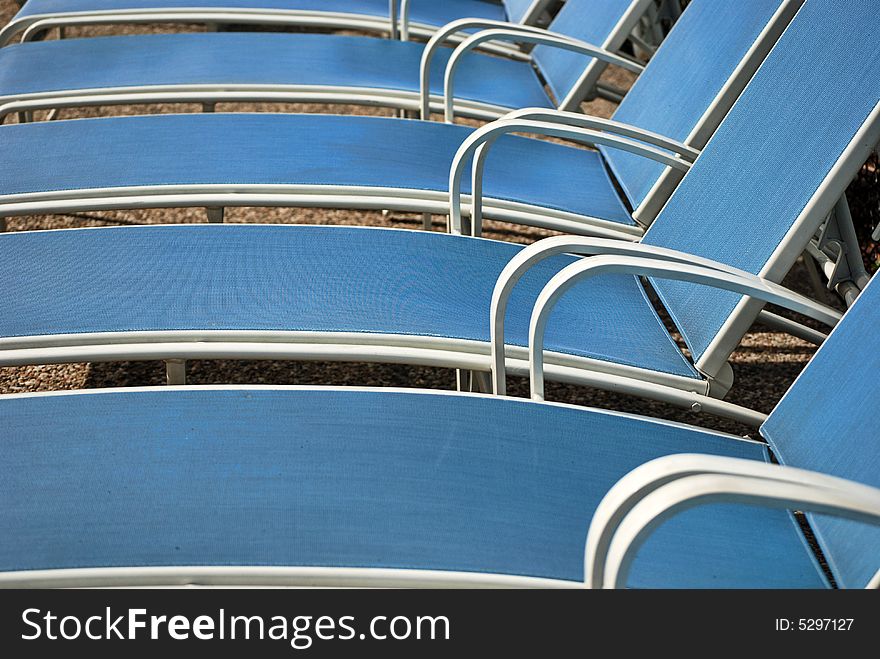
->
585 454 880 589
0 4 409 47
0 328 755 423
0 566 577 589
0 181 643 240
805 194 871 306
0 84 517 126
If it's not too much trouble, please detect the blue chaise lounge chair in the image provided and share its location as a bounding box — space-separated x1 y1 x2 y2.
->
1 243 878 588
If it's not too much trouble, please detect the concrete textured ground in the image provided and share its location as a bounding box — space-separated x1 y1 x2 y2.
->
0 1 869 437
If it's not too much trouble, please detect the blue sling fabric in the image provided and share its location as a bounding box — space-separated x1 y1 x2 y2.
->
532 0 636 102
599 0 785 210
0 32 553 111
0 386 828 587
762 275 880 589
0 113 633 226
642 0 880 364
0 224 696 378
11 0 508 28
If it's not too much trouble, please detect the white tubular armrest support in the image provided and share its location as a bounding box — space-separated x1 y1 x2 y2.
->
593 457 880 589
443 29 644 122
389 0 399 40
419 20 549 118
527 255 842 401
489 237 798 396
399 0 411 40
448 118 691 236
583 453 874 589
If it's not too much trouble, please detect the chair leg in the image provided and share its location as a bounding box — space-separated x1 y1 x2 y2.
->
165 360 187 386
422 213 433 230
455 370 492 393
206 207 225 223
470 370 492 393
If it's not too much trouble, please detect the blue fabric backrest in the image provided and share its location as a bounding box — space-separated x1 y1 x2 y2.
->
503 0 537 23
642 0 880 365
600 0 786 210
532 0 638 102
762 274 880 589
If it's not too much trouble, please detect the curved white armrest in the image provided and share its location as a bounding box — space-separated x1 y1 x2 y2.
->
583 453 875 588
491 241 841 395
529 256 841 400
449 108 699 236
448 118 691 236
488 236 799 395
419 20 549 118
501 108 701 160
527 254 842 401
589 455 880 588
443 29 643 121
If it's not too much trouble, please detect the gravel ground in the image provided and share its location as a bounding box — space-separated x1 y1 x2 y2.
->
1 2 872 438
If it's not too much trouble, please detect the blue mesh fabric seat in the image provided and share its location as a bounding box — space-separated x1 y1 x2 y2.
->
0 0 658 120
5 274 880 587
0 0 521 45
0 113 635 229
0 386 822 588
0 224 698 381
